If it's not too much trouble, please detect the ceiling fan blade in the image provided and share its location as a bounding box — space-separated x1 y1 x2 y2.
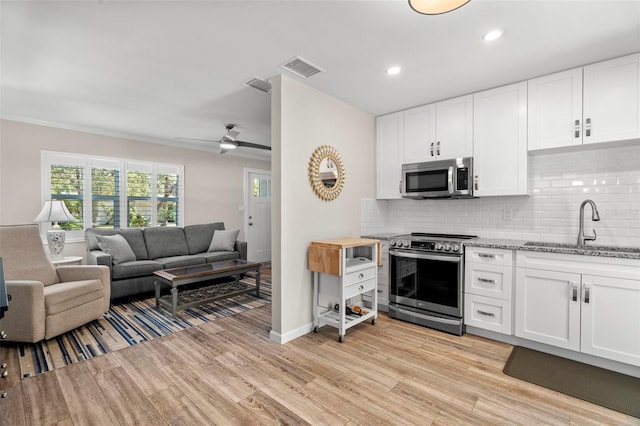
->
236 140 272 151
174 137 222 144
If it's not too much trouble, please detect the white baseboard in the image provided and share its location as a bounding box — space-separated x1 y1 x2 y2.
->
269 321 313 345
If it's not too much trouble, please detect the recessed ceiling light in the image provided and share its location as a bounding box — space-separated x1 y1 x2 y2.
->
386 66 401 75
483 29 503 41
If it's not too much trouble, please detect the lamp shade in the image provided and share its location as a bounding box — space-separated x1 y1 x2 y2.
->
34 200 77 224
409 0 471 15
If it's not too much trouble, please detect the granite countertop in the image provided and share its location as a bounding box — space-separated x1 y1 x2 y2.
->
361 232 402 241
466 238 640 260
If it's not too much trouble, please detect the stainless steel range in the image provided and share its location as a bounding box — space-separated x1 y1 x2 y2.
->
388 232 477 335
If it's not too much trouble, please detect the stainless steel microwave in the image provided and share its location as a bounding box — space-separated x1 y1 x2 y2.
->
401 157 473 199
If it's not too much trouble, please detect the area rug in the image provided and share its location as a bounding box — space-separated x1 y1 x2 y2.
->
503 346 640 418
18 266 271 379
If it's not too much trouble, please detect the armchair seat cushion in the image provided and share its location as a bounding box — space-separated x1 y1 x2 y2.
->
45 279 104 316
112 260 163 280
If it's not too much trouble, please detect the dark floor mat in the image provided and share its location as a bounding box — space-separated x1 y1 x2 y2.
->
503 346 640 419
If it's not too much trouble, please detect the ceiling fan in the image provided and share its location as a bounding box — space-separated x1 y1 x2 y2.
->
176 124 271 153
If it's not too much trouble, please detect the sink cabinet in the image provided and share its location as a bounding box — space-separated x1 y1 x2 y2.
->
515 250 640 366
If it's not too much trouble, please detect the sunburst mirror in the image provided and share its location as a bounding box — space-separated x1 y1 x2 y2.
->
308 145 345 201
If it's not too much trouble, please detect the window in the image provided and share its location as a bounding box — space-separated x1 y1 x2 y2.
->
42 152 184 240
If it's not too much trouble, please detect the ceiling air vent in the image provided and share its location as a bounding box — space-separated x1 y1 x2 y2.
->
242 76 272 94
281 56 325 79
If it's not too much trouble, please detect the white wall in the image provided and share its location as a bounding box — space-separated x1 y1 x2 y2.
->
0 119 270 257
363 143 640 247
270 75 375 343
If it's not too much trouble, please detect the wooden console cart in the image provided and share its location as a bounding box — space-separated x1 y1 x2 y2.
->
309 238 381 342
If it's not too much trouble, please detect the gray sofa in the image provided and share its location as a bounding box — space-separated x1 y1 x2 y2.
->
85 222 247 300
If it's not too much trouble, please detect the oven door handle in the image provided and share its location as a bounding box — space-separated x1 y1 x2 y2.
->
390 305 461 326
390 250 461 263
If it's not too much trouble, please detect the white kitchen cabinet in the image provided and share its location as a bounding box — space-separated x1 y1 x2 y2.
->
528 53 640 150
515 251 640 366
376 112 404 199
473 82 528 196
464 247 514 334
403 95 473 164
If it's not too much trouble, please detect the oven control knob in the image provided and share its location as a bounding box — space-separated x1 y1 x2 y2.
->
390 240 396 247
435 243 443 251
451 244 460 253
402 241 410 248
444 244 452 251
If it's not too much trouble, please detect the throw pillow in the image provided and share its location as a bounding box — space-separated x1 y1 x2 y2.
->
208 229 239 252
96 234 137 265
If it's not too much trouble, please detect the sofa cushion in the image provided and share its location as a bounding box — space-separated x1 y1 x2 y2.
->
184 222 225 254
191 251 240 263
96 234 136 265
208 229 240 252
111 260 163 280
143 227 189 259
44 279 104 315
154 255 206 269
85 228 149 260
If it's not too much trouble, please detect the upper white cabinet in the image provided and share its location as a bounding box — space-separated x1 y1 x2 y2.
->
528 53 640 150
376 111 404 199
403 95 473 164
473 82 528 197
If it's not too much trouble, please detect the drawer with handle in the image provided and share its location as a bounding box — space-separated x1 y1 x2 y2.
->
344 267 376 286
464 293 512 334
467 248 513 266
345 278 377 299
467 265 512 299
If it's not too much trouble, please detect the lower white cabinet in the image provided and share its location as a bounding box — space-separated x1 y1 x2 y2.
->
515 251 640 367
464 247 514 334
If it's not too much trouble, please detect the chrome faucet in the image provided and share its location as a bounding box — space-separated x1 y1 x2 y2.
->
577 199 600 247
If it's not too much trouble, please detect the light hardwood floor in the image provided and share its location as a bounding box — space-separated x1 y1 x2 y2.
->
1 305 638 425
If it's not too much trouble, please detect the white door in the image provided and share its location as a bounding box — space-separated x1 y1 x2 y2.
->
581 275 640 366
245 170 271 262
515 267 581 351
583 53 640 144
376 112 404 199
527 67 584 150
435 94 473 160
403 103 435 163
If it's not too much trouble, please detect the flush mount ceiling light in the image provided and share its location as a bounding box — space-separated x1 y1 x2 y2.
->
386 66 401 75
408 0 471 15
482 29 503 41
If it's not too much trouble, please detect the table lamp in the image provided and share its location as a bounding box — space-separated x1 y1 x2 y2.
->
34 200 78 260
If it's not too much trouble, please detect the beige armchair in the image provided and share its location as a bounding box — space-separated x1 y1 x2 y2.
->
0 224 110 343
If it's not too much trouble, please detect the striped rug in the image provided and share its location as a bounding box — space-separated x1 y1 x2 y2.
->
18 267 271 378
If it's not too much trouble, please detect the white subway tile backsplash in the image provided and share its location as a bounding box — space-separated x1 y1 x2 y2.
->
362 144 640 247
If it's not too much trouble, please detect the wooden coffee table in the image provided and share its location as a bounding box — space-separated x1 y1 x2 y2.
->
153 259 261 318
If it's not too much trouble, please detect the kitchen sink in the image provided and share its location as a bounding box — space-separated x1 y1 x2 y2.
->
523 241 640 254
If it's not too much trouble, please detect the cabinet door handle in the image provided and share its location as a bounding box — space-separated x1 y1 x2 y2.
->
474 175 479 191
574 119 580 138
584 284 590 304
430 142 434 157
358 273 364 279
358 285 364 291
477 310 496 317
436 141 441 155
478 253 496 259
478 277 497 284
585 117 591 137
571 282 578 302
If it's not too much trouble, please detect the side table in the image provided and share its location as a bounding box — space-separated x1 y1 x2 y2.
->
51 256 84 266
